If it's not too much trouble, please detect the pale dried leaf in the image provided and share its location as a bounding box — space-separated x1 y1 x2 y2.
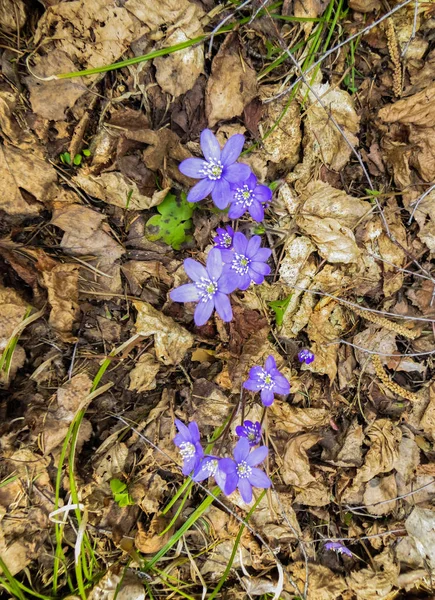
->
346 549 399 600
405 507 435 570
42 263 80 342
125 0 203 41
323 419 364 467
201 540 252 578
88 571 145 600
363 474 397 515
420 384 435 440
0 90 35 149
379 82 435 127
270 403 330 434
261 96 301 165
133 300 194 365
0 283 28 351
393 433 420 483
282 433 322 488
94 443 129 484
352 326 398 375
0 0 26 31
297 215 360 263
278 236 316 288
409 125 435 182
128 353 160 393
73 172 169 210
206 35 257 127
191 379 232 427
349 0 380 11
130 473 168 514
288 562 347 600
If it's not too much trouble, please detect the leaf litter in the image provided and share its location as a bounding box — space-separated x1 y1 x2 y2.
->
2 0 435 599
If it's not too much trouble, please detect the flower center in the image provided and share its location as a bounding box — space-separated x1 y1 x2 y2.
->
247 431 256 441
236 461 252 479
221 233 232 248
259 370 274 390
234 184 254 206
206 459 218 475
201 159 223 181
196 277 218 302
232 253 250 275
179 442 195 458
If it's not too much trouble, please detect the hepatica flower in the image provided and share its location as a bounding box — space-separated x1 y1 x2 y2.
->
179 129 251 209
243 355 290 406
221 232 272 290
170 248 236 326
218 437 271 503
214 225 234 249
229 173 272 222
174 419 203 476
298 348 315 365
235 420 262 447
324 541 352 558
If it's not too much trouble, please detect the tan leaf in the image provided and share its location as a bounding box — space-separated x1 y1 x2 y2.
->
346 548 399 600
352 326 398 375
420 384 435 440
206 34 257 127
288 562 347 600
363 474 397 516
270 403 330 434
409 125 435 182
201 540 252 578
278 236 316 288
349 0 380 11
73 172 169 210
0 90 35 149
190 379 232 427
133 300 194 365
0 283 28 351
378 81 435 127
41 263 79 342
125 0 203 41
301 181 372 228
405 507 435 570
0 0 26 31
135 516 173 554
94 443 129 484
130 473 168 514
261 96 301 166
282 433 322 488
88 571 145 600
128 353 160 393
393 433 420 483
297 216 360 263
0 145 58 217
322 419 364 467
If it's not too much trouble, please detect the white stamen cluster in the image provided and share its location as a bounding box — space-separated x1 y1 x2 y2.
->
179 442 195 458
200 159 223 180
196 277 218 303
234 184 254 206
231 253 250 275
221 233 232 248
259 370 274 390
205 459 218 475
236 460 252 479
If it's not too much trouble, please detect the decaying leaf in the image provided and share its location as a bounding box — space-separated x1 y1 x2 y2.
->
73 172 169 210
0 0 26 31
87 570 145 600
201 540 252 578
346 549 400 600
94 443 129 484
270 403 330 434
128 353 160 393
0 283 28 351
205 34 258 127
420 384 435 440
287 562 347 600
190 379 232 427
135 515 173 554
134 300 194 365
363 474 397 516
278 236 316 288
261 95 302 166
405 507 435 570
41 263 79 342
130 473 168 514
297 215 360 264
322 419 364 467
379 81 435 127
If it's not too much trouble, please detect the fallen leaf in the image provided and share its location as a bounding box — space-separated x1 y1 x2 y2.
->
190 379 232 427
205 33 258 127
261 95 302 166
0 283 28 351
363 474 397 515
297 215 360 263
128 353 160 393
278 236 316 288
287 562 346 600
135 515 173 554
201 540 252 578
322 419 364 467
94 443 129 484
379 81 435 127
294 0 328 36
87 570 145 600
270 403 330 434
41 263 80 342
0 0 26 31
125 0 202 41
349 0 380 11
0 144 58 216
409 125 435 182
420 384 435 440
393 433 420 483
346 548 399 600
352 326 398 375
0 89 35 149
133 300 194 365
405 507 435 570
130 473 168 514
73 172 169 210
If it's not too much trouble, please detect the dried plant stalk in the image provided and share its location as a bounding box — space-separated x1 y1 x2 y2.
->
372 355 421 402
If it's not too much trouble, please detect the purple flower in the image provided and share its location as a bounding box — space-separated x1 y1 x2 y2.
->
218 437 271 503
173 419 203 476
214 226 234 249
170 248 237 326
298 348 315 364
324 541 352 558
229 173 272 222
243 355 290 407
220 232 272 291
192 455 227 491
179 129 251 209
235 420 262 447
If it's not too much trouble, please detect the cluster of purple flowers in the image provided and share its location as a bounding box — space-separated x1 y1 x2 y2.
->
174 418 270 504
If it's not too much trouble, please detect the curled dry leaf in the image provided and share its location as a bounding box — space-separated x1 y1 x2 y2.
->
346 549 399 600
270 402 330 434
322 419 364 467
87 571 145 600
409 125 435 182
0 0 26 31
419 383 435 440
393 433 420 483
41 263 79 343
94 443 129 484
135 516 174 554
190 379 232 427
130 472 168 514
0 89 35 149
278 236 316 288
206 34 258 127
378 81 435 127
287 562 347 600
51 204 125 297
0 145 58 217
352 326 398 375
297 215 360 264
0 283 28 351
133 300 194 365
261 95 301 166
73 172 169 210
363 474 398 516
128 353 160 393
405 507 435 570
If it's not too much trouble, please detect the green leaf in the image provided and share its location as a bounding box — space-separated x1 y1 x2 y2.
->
268 294 292 327
60 152 71 165
73 154 82 166
110 478 127 494
145 192 195 249
82 148 91 157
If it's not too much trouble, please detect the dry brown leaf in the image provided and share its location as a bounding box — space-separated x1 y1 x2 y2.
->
294 0 327 35
94 443 129 484
73 172 169 210
0 283 28 351
349 0 380 11
346 548 399 600
128 353 160 393
352 326 398 374
125 0 202 41
133 300 194 365
393 432 420 483
130 473 168 514
379 81 435 127
278 236 316 288
190 379 232 427
0 145 58 217
261 95 301 166
201 540 252 578
322 419 364 467
0 0 26 31
405 507 435 570
135 516 173 554
420 384 435 440
270 402 330 434
408 188 435 252
0 90 35 149
409 125 435 182
51 204 125 297
41 263 79 342
300 181 372 228
280 260 317 339
297 215 360 263
363 474 397 516
205 34 257 127
26 51 86 121
87 571 145 600
287 562 346 600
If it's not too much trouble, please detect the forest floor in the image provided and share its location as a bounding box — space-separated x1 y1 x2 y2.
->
1 0 435 598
